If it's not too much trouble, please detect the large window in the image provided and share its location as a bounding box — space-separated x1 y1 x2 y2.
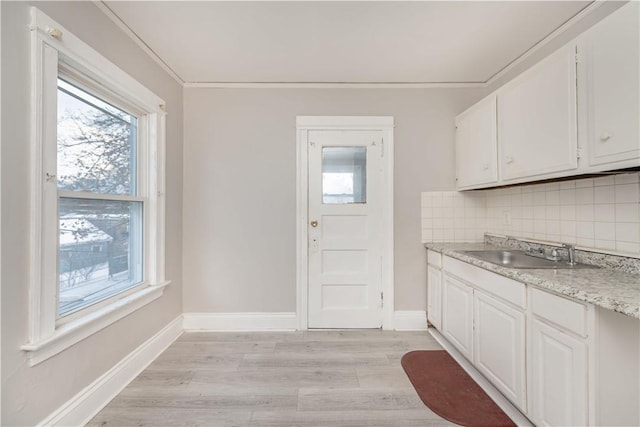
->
57 79 143 317
23 8 168 365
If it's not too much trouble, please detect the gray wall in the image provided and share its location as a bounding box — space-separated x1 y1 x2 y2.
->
183 88 486 314
1 2 183 425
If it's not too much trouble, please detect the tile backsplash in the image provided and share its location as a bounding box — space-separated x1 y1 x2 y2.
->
421 172 640 257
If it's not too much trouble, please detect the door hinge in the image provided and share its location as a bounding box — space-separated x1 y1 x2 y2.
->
577 147 581 160
381 291 384 308
380 138 384 157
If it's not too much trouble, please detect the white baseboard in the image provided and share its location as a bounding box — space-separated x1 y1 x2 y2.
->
183 312 297 331
393 310 427 331
38 315 183 427
428 328 533 427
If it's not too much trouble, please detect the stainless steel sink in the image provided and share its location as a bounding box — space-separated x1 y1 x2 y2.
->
460 250 597 269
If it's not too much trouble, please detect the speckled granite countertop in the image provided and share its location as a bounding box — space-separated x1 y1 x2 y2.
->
425 242 640 319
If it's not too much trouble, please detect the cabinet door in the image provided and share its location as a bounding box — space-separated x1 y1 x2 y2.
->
455 95 498 189
499 44 578 181
442 274 473 361
530 318 588 426
582 2 639 167
427 265 442 330
474 291 526 411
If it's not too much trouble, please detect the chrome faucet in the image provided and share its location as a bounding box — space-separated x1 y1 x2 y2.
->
525 245 545 258
563 243 576 265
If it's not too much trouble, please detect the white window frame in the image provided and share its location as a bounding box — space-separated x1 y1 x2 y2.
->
21 8 169 366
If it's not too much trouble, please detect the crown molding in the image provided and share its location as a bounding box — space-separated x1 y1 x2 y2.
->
93 1 185 86
485 0 605 86
183 82 486 89
95 0 610 90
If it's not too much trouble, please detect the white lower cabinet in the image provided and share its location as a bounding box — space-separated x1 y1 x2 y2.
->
442 273 474 360
427 264 442 330
441 260 526 413
431 252 639 426
434 255 593 423
474 290 526 411
529 288 591 426
427 250 443 330
529 318 588 426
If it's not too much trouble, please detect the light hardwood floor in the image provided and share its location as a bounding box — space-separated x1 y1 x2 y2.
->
87 330 457 426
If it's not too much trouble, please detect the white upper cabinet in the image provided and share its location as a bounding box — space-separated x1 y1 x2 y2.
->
455 95 498 189
579 2 640 169
499 44 578 182
454 3 639 189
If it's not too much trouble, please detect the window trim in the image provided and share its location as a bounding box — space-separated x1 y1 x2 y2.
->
23 8 169 366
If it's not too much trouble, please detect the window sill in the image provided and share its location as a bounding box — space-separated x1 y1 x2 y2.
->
21 281 170 366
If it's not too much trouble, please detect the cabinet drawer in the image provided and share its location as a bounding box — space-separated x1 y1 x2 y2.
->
443 256 526 309
427 250 442 268
530 288 587 337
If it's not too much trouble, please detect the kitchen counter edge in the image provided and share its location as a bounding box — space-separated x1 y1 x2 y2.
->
425 242 640 319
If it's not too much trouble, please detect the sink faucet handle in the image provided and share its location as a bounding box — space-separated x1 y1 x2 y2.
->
562 243 576 265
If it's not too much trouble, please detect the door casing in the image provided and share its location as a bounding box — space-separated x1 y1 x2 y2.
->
296 116 394 330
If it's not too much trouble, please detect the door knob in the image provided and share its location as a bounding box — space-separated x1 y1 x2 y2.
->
310 220 318 228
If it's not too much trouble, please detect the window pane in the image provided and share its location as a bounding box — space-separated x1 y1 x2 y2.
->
58 198 143 316
57 79 137 195
322 147 366 204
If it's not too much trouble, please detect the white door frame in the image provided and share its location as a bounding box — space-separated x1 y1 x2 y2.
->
296 116 394 330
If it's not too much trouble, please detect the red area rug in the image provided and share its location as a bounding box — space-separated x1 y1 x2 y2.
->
401 350 516 427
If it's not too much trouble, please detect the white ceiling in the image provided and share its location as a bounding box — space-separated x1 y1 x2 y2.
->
102 1 591 84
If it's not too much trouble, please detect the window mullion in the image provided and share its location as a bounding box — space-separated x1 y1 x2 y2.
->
58 191 145 203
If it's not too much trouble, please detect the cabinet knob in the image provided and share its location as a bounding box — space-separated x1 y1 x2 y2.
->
482 163 489 170
600 131 612 141
505 156 514 164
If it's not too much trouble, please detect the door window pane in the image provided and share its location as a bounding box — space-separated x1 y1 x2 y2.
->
322 147 366 204
58 197 143 316
57 79 137 195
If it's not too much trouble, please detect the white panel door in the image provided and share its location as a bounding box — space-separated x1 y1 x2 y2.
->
307 130 383 329
499 44 578 181
581 2 640 167
474 291 526 411
442 274 474 361
530 318 588 426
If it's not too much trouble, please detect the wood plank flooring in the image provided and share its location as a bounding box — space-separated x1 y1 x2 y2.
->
87 330 457 426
